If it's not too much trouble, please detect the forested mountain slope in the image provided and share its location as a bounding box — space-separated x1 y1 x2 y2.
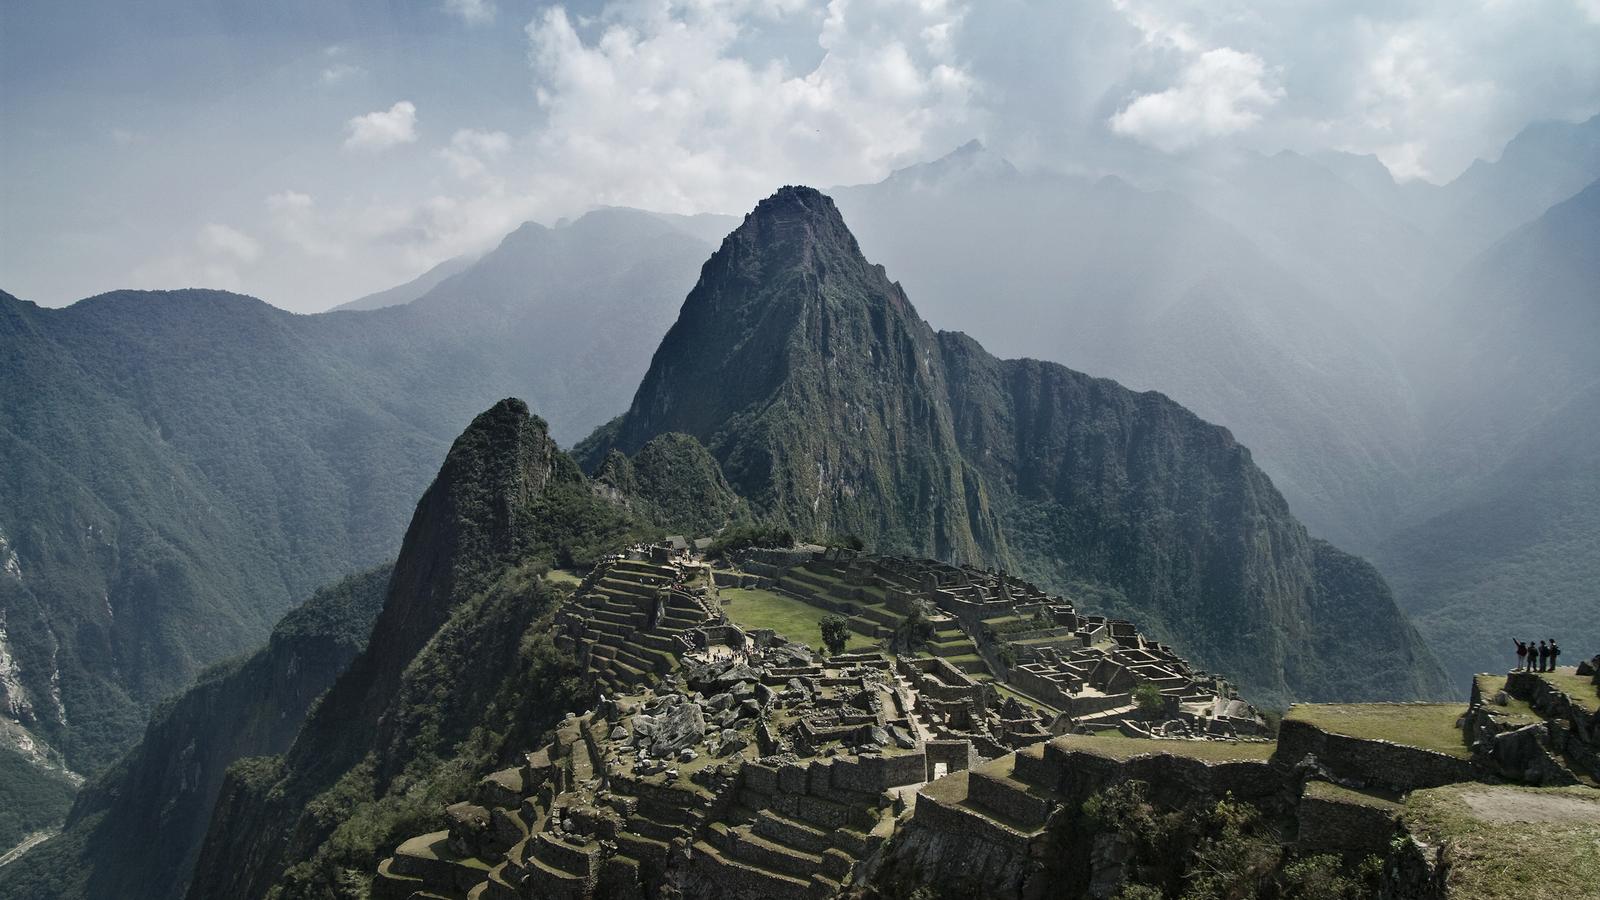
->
1380 182 1600 683
580 186 1449 706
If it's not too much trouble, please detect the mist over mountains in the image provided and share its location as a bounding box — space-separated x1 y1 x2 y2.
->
0 113 1595 896
0 209 715 845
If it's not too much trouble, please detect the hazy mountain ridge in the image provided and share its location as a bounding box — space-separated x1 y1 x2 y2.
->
0 208 714 817
332 255 478 312
1378 180 1600 684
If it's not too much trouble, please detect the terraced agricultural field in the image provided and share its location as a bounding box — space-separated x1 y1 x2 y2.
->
1537 670 1599 712
1286 703 1468 758
1054 732 1277 762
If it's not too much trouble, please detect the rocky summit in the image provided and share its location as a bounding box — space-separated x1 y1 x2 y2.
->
581 186 1447 708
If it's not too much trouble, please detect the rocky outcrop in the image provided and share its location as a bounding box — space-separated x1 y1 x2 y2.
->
1466 671 1600 783
184 400 636 900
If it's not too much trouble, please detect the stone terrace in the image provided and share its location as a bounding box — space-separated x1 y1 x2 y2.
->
730 552 1260 739
372 546 1282 900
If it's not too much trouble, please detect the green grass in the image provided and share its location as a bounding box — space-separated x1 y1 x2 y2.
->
1054 733 1276 762
719 587 876 652
1403 784 1600 900
1537 670 1599 713
1286 703 1469 758
1474 674 1541 724
1302 780 1401 810
544 569 584 587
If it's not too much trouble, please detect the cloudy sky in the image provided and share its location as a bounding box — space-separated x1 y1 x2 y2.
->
3 0 1598 312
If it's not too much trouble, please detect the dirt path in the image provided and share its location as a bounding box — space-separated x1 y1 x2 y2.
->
1462 789 1600 824
0 827 59 868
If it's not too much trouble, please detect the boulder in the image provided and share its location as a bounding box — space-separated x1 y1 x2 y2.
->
1486 723 1581 786
888 725 917 750
630 702 706 758
715 663 762 686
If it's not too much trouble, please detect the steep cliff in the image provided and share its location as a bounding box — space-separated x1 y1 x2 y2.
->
183 400 640 899
581 186 1449 705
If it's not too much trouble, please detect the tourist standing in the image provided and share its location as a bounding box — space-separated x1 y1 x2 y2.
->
1537 640 1550 672
1549 639 1560 671
1515 639 1529 671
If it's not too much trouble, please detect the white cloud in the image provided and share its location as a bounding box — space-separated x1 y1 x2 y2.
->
1110 47 1283 152
343 101 418 151
197 223 261 263
82 0 1600 311
444 0 495 25
440 129 512 181
267 191 347 259
321 63 366 85
1092 0 1600 180
519 0 975 215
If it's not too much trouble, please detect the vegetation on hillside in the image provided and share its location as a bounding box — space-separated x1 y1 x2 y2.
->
577 186 1448 708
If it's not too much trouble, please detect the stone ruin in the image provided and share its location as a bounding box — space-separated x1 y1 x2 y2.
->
370 548 1268 900
741 552 1263 739
371 549 1597 899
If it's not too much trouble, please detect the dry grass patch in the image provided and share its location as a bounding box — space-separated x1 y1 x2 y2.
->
1286 703 1469 758
1053 733 1276 763
1404 784 1600 900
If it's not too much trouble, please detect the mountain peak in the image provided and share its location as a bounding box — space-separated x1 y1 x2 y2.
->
739 185 854 245
698 185 883 298
877 140 1018 190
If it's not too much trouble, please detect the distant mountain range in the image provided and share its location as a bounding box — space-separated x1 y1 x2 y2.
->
0 115 1595 895
0 208 715 846
580 186 1445 706
14 186 1445 900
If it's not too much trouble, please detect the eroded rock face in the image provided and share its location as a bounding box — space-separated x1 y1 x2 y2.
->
632 698 706 759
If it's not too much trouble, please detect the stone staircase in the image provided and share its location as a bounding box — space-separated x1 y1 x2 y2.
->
557 559 713 694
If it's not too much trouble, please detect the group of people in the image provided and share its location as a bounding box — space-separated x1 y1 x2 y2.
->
1513 638 1562 672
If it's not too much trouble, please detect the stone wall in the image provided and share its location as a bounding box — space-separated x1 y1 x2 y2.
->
1294 787 1399 856
1501 671 1600 781
925 739 976 778
1273 719 1478 794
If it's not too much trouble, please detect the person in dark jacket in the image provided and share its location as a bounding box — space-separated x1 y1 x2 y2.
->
1515 639 1529 671
1537 640 1550 672
1549 639 1560 671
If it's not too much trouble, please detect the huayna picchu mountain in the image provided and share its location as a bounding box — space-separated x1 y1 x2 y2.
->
179 399 644 900
581 186 1447 706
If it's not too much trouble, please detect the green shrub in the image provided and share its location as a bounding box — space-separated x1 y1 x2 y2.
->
820 614 852 655
1133 682 1165 716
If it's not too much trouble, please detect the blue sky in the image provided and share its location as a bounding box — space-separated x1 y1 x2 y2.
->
3 0 1598 312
